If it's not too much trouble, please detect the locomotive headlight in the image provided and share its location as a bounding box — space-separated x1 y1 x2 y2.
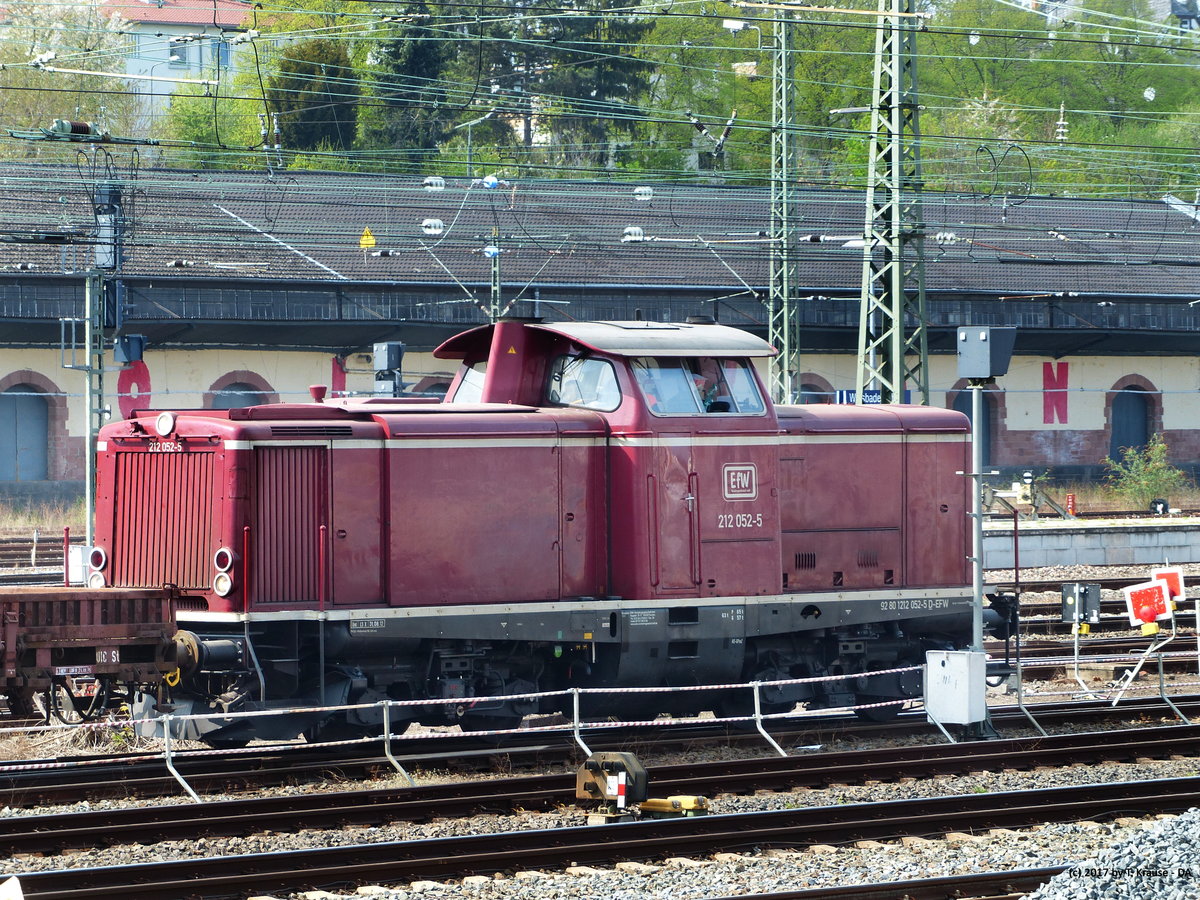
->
88 546 107 571
212 571 234 597
154 411 176 437
87 571 106 589
212 547 236 572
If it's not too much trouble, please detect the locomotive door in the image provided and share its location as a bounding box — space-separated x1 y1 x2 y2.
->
649 435 699 592
329 445 384 605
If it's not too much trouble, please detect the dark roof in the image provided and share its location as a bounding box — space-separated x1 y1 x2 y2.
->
3 165 1198 292
1 165 1197 354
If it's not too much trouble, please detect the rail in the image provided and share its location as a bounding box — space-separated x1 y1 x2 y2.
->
10 777 1200 899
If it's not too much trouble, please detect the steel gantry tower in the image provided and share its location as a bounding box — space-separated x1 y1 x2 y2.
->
766 6 798 405
856 0 929 405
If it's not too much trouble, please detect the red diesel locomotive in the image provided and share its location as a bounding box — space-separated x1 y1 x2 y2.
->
86 318 977 742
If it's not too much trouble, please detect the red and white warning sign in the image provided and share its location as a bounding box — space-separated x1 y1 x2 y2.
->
606 771 628 809
1151 566 1186 604
1123 580 1172 627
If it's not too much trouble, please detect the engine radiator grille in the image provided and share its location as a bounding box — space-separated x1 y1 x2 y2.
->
251 446 326 604
112 451 215 589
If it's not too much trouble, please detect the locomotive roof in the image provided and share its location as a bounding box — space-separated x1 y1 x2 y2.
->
435 319 777 359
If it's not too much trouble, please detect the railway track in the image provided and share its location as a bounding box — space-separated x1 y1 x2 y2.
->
11 775 1200 899
989 635 1200 674
3 694 1197 807
2 722 1199 855
0 535 76 569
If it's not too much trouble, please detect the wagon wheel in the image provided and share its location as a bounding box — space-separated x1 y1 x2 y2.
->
3 687 37 719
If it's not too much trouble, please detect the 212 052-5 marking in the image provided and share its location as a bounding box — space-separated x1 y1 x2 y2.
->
717 512 763 528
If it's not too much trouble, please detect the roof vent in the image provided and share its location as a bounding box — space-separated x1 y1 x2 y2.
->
685 314 716 325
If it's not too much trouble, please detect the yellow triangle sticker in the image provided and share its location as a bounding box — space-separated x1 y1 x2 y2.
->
359 227 376 249
507 346 517 354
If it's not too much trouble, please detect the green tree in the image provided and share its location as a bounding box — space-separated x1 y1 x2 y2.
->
533 3 654 168
268 39 359 153
433 1 653 171
356 1 455 173
633 4 769 176
161 0 365 169
632 3 874 181
921 0 1052 135
160 84 262 169
0 0 139 157
918 0 1200 194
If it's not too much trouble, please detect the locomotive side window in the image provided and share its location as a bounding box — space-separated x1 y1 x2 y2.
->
632 359 699 414
633 357 764 415
448 362 487 403
547 356 621 411
718 359 766 413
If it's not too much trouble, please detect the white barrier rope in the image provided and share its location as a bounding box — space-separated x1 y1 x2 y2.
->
1 656 1195 788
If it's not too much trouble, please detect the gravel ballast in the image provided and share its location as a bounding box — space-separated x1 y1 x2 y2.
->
2 754 1199 899
1023 806 1200 900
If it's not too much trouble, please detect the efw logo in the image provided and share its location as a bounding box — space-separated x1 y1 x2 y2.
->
722 464 757 501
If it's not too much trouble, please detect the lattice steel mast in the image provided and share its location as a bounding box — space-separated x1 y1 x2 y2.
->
767 7 798 404
856 0 929 405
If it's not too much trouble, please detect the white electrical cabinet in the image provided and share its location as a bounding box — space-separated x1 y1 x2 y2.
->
924 650 987 725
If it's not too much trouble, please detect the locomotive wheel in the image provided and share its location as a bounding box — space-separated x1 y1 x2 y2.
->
715 691 793 720
852 695 903 722
206 738 250 750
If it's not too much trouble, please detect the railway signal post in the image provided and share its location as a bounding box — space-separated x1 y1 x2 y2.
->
948 326 1017 738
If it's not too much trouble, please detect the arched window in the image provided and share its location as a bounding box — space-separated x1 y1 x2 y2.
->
953 389 993 468
212 382 266 410
0 384 49 481
1109 386 1149 460
798 382 832 404
206 371 277 409
796 374 834 405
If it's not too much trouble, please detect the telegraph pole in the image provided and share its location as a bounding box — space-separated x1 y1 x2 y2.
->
855 0 929 405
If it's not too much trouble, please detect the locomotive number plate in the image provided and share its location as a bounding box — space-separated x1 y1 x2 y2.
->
96 647 121 665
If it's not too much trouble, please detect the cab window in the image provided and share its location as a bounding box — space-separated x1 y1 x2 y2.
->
718 359 765 413
633 357 764 415
547 356 621 411
448 362 487 403
632 359 699 414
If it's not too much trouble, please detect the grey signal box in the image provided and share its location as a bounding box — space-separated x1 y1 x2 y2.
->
373 341 406 397
956 326 1017 379
373 341 405 372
